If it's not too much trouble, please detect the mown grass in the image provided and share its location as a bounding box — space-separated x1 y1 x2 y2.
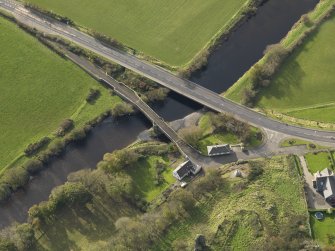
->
225 0 335 124
26 0 249 67
310 212 335 247
0 16 122 170
280 138 327 150
126 156 175 202
154 156 306 250
305 152 333 173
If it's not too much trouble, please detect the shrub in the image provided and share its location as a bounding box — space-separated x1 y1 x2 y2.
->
2 167 30 191
111 103 133 117
49 182 93 208
179 126 203 148
22 159 44 175
24 137 50 156
86 88 100 103
0 183 11 202
248 165 264 182
55 119 74 137
65 128 87 142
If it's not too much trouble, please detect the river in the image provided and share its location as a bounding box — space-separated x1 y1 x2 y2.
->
0 0 318 228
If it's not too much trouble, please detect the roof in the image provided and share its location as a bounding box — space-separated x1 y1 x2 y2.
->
207 144 231 155
315 168 334 177
315 168 335 199
174 160 193 178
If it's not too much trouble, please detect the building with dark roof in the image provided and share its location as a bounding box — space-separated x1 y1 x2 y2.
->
173 160 201 180
207 144 231 156
313 168 335 206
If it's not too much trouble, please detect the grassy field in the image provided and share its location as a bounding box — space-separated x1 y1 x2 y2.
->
310 212 335 247
26 0 249 67
256 14 335 123
0 16 122 170
154 156 307 250
126 156 175 202
305 152 333 173
225 1 335 124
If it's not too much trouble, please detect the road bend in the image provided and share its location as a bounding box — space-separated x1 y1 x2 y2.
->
1 0 335 144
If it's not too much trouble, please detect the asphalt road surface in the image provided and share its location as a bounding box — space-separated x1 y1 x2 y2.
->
1 0 335 144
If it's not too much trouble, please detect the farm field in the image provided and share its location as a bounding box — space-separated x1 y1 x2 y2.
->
224 2 335 125
0 16 121 170
304 152 334 173
154 156 307 250
26 0 249 66
256 14 335 123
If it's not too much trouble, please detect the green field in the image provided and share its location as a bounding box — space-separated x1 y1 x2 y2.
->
126 156 175 202
26 0 249 66
225 1 335 124
310 212 335 247
257 14 335 123
0 16 121 170
155 156 307 250
305 152 333 173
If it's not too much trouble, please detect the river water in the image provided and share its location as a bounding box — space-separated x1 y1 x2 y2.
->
0 0 318 228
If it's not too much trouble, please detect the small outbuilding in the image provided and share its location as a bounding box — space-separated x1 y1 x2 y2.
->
173 160 201 181
207 144 231 157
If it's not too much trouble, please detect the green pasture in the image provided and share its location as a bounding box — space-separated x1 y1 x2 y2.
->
225 1 335 124
26 0 249 66
0 16 121 170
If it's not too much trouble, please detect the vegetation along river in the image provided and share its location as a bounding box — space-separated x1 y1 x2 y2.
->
0 0 318 228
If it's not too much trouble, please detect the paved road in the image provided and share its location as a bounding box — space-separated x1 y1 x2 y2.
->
63 48 205 164
1 0 335 144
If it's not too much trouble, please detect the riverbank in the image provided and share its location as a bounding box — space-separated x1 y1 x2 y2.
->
224 0 335 128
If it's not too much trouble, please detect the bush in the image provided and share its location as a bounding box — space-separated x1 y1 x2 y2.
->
2 167 30 191
86 88 100 103
111 103 133 117
248 165 264 182
0 183 11 202
49 182 93 208
24 137 50 156
55 119 74 137
179 126 203 148
22 159 44 175
65 128 87 142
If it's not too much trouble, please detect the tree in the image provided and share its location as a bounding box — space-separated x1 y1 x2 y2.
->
98 149 140 172
111 103 133 117
179 126 203 148
22 159 43 175
49 182 93 208
2 167 29 190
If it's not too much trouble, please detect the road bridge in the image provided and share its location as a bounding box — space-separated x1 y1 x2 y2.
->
63 49 201 164
1 0 335 144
